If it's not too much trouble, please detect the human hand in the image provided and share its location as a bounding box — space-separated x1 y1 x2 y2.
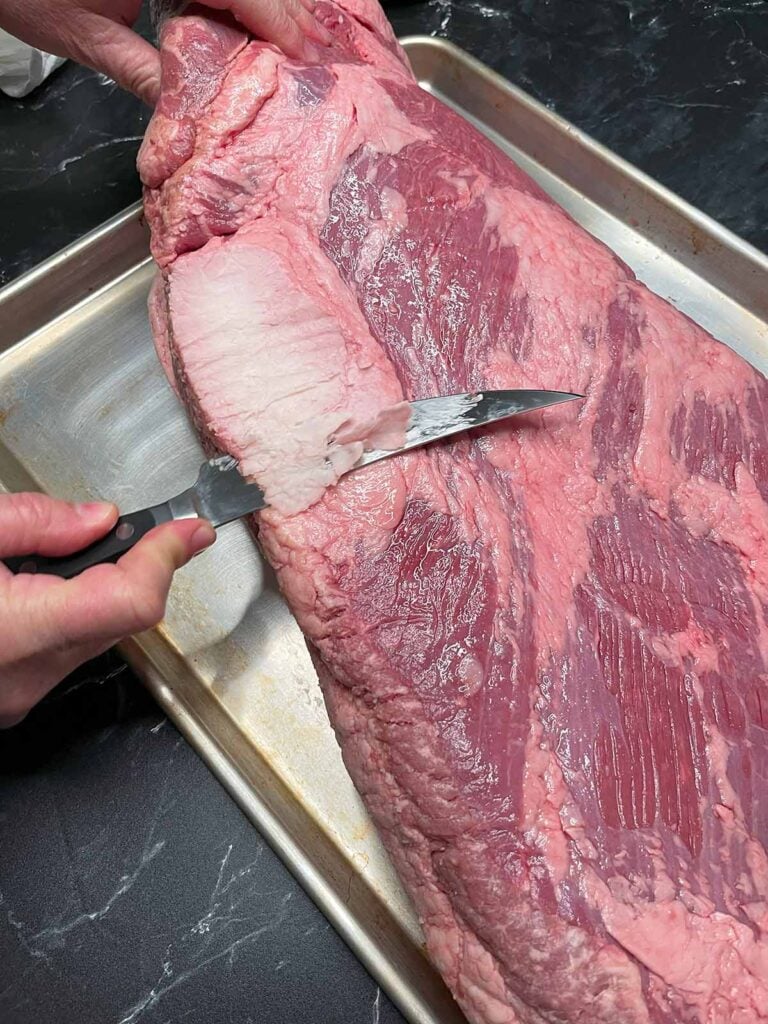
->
0 492 214 728
0 0 330 105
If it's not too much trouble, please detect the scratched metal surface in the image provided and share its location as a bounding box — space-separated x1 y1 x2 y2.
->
1 37 768 1024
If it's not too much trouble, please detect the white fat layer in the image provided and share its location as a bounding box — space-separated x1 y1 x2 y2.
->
169 227 407 514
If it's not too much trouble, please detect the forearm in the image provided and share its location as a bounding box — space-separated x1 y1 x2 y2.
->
0 0 161 103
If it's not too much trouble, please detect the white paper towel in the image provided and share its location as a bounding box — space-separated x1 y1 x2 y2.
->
0 29 66 98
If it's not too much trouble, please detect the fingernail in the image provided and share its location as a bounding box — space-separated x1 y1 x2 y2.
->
190 521 216 555
76 501 114 523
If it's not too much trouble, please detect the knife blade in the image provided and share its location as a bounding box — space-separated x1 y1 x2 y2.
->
4 388 581 579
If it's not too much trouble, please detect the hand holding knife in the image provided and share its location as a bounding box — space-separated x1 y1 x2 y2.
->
3 389 581 580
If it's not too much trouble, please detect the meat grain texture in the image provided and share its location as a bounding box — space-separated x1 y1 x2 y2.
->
139 4 768 1022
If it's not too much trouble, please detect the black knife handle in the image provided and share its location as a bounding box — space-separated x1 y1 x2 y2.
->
2 506 174 581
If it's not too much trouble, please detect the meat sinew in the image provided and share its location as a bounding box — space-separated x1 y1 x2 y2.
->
140 5 768 1022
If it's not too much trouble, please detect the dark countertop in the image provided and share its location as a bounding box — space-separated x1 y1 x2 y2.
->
1 2 766 1022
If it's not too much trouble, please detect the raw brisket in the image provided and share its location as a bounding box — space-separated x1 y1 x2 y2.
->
140 6 768 1022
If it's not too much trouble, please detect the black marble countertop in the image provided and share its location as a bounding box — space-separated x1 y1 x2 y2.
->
1 2 766 1022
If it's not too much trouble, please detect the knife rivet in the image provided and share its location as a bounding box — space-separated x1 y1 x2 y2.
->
116 523 135 541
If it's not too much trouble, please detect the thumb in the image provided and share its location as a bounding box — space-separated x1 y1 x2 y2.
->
40 519 215 646
0 492 117 559
76 15 162 106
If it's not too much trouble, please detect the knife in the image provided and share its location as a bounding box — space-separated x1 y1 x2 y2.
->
4 389 581 580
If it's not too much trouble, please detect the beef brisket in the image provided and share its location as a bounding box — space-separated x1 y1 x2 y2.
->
140 6 768 1021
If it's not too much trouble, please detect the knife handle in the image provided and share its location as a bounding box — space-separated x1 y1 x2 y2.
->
2 505 174 581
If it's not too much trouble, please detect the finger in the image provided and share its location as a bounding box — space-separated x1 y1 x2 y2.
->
0 492 116 559
76 15 162 105
41 519 215 645
232 0 308 59
205 0 330 57
282 0 334 46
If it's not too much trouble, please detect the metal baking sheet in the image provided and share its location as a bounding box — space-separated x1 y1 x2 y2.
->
1 36 767 1024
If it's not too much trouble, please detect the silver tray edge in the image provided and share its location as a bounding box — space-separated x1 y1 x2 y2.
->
128 644 448 1024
